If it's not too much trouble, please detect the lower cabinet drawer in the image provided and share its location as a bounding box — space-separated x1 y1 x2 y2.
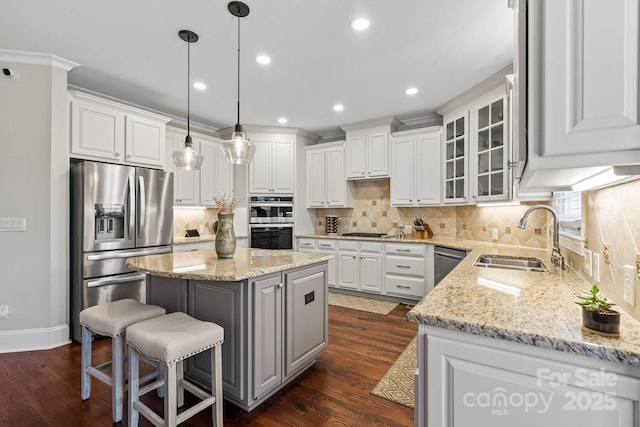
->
385 255 426 277
385 275 426 298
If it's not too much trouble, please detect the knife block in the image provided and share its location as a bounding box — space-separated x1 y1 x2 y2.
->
414 224 433 239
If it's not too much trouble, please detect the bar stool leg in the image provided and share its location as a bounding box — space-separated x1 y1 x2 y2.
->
81 326 92 400
165 364 178 426
212 345 223 427
128 346 140 427
177 360 184 408
112 335 124 423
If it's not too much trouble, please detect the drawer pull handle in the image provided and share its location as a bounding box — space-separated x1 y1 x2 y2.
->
319 244 331 247
397 285 411 289
396 265 411 269
397 249 411 252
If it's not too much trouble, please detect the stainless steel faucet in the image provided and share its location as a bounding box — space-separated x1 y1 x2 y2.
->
518 205 565 270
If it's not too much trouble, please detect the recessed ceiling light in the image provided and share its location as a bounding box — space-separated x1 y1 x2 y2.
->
193 82 207 90
351 18 370 31
278 117 288 124
405 87 418 95
256 55 271 65
333 104 344 112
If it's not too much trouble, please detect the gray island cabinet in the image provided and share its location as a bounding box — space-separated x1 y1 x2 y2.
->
127 248 330 411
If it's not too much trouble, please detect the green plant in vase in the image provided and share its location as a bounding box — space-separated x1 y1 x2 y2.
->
575 284 620 336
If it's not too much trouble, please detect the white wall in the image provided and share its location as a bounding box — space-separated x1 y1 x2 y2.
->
0 53 75 351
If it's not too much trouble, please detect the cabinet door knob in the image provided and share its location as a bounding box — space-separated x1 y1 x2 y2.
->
277 283 284 288
126 153 132 159
409 199 413 202
114 152 120 157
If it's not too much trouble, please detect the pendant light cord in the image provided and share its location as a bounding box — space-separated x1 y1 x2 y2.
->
236 12 241 128
186 38 191 144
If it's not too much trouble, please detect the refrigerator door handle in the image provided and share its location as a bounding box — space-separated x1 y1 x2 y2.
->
128 175 135 239
86 272 147 288
86 246 171 261
138 175 146 238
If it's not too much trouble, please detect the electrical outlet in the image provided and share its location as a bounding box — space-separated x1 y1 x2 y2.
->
603 243 611 264
0 305 8 319
624 265 635 306
583 249 593 277
593 253 601 282
491 228 498 240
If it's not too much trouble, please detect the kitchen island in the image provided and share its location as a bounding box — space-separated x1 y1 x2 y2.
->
406 240 640 427
127 248 331 411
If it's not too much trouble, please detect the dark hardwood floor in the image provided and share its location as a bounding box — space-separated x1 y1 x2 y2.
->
0 304 417 426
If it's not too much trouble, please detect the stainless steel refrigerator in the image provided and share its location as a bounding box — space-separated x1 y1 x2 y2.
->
70 161 173 342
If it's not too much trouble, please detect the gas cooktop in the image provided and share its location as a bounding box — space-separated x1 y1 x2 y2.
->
340 232 388 238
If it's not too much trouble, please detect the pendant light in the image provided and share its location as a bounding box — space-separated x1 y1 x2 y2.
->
221 1 256 165
172 29 204 170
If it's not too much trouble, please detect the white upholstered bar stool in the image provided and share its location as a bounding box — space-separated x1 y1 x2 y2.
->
126 311 224 427
79 299 166 423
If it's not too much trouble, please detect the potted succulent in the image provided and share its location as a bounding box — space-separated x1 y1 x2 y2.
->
575 284 620 336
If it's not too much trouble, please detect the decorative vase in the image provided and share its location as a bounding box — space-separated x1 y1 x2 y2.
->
581 307 620 336
215 212 236 259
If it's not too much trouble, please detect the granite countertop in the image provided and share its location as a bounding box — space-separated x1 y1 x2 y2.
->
297 233 640 365
127 247 331 281
173 234 249 245
405 239 640 366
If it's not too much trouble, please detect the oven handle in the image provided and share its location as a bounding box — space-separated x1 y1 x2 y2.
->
86 272 147 288
250 224 294 229
249 202 294 208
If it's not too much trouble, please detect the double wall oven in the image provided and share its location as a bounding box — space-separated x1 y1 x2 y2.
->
249 195 294 250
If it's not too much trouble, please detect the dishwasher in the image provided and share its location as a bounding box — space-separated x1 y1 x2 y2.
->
434 246 467 285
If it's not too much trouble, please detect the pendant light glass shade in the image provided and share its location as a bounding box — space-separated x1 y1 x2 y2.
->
222 124 256 165
222 1 255 165
173 30 204 170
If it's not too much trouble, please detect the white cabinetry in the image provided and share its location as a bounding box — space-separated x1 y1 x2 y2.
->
521 0 640 190
69 91 168 168
172 240 215 253
419 326 640 427
199 138 233 206
306 141 354 208
166 127 233 206
384 243 433 299
470 89 510 202
441 111 470 204
391 127 442 206
342 117 400 180
337 240 383 293
296 238 336 287
248 133 294 194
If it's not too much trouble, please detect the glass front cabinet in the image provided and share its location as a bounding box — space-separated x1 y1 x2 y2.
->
472 93 509 202
443 112 469 204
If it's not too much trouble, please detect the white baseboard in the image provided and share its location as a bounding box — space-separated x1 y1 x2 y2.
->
0 324 71 353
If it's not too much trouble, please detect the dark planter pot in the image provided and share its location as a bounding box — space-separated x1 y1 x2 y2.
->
582 307 620 336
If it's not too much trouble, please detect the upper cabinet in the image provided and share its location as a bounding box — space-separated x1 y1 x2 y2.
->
442 112 470 204
390 127 442 206
520 0 640 190
305 141 354 208
165 127 233 206
342 117 400 180
470 89 509 202
69 91 169 168
248 132 295 194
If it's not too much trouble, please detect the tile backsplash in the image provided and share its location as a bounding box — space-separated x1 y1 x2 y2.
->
567 179 640 321
173 208 218 238
315 178 549 249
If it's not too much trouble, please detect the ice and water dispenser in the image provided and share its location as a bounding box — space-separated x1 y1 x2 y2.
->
94 203 125 240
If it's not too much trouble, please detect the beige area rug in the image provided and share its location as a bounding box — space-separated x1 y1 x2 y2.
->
327 292 399 315
371 336 417 408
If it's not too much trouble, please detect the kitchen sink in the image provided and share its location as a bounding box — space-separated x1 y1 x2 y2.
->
474 254 547 272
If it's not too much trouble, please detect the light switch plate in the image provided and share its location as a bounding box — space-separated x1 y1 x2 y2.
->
583 249 593 277
624 265 635 306
593 253 601 282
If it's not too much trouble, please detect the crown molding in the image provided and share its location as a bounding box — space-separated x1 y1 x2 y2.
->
0 49 79 71
436 65 513 116
340 115 402 132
